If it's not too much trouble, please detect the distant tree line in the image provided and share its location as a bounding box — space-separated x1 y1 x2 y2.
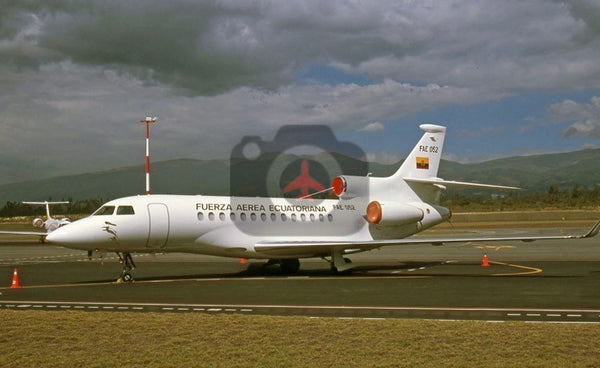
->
443 184 600 211
1 183 599 218
0 198 107 218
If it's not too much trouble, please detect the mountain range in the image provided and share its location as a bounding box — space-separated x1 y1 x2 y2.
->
1 149 599 204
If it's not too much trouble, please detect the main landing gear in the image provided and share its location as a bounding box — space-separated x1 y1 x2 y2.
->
116 252 136 282
329 249 353 275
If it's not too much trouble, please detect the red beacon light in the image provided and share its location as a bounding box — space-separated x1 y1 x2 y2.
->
332 176 346 197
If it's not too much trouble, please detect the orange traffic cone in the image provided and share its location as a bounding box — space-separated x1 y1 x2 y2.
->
10 268 21 289
240 258 247 264
481 253 490 267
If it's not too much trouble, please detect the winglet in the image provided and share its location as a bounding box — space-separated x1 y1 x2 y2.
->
582 219 600 238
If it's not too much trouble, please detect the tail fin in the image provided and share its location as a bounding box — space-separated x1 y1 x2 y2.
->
392 124 446 179
23 201 69 220
387 124 517 204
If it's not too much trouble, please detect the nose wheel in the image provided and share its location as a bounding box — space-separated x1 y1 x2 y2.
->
117 252 136 283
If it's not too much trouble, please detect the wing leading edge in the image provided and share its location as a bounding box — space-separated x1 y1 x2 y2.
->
0 230 48 236
254 219 600 256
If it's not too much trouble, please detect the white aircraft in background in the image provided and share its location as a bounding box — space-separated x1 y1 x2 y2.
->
0 201 70 242
18 125 600 282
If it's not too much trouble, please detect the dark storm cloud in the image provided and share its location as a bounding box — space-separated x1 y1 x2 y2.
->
1 0 600 179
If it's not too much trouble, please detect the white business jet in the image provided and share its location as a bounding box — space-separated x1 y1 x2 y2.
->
42 125 599 281
0 201 70 242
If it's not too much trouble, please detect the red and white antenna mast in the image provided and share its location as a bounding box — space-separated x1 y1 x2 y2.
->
140 116 157 195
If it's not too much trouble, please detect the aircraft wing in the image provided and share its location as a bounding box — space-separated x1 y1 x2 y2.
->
254 220 600 256
0 230 48 236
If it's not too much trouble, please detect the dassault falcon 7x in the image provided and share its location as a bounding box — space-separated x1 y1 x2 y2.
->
22 125 600 281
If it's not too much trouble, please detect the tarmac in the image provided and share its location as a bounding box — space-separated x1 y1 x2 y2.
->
0 225 599 322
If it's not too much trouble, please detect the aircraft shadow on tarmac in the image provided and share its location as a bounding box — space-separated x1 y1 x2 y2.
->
71 260 586 285
75 261 454 284
239 261 444 277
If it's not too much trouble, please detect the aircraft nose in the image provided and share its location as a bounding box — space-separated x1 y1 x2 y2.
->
45 222 92 246
45 226 70 245
45 219 110 248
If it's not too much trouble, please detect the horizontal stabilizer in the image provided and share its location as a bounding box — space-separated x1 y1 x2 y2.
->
22 201 70 205
404 177 520 190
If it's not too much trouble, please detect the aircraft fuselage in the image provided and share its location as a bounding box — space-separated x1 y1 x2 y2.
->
46 194 450 259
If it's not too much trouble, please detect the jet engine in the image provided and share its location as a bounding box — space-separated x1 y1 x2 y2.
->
365 200 424 225
332 175 370 199
32 218 44 228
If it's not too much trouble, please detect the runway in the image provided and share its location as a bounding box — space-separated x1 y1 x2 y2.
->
1 226 599 322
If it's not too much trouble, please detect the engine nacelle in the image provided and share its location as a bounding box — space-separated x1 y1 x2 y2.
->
366 201 424 225
32 218 44 228
332 175 370 199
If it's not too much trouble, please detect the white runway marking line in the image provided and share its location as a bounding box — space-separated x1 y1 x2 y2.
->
1 301 599 322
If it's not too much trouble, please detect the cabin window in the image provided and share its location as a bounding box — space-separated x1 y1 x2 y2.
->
281 214 287 222
117 206 135 215
260 213 267 221
230 213 236 221
270 213 276 221
301 214 306 222
198 212 204 221
310 214 315 222
319 214 324 222
327 214 333 222
93 206 115 216
240 213 247 221
208 212 215 221
219 212 225 221
250 213 257 221
291 213 297 222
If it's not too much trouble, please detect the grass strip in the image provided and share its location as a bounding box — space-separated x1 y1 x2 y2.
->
0 311 599 367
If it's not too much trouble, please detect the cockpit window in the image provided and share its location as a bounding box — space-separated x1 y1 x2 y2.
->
117 206 135 215
93 206 115 216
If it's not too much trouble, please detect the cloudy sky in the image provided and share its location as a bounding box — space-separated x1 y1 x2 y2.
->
1 0 600 183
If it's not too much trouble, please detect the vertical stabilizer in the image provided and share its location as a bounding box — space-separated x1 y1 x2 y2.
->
393 124 446 179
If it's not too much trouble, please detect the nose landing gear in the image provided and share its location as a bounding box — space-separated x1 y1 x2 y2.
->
116 252 136 283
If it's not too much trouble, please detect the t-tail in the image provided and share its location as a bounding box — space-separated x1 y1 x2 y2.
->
23 201 70 231
331 124 519 205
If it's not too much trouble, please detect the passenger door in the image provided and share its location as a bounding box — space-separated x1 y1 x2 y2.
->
147 203 170 248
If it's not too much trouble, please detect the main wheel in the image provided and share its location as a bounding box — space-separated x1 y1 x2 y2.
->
280 259 300 275
122 272 133 282
331 264 353 276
